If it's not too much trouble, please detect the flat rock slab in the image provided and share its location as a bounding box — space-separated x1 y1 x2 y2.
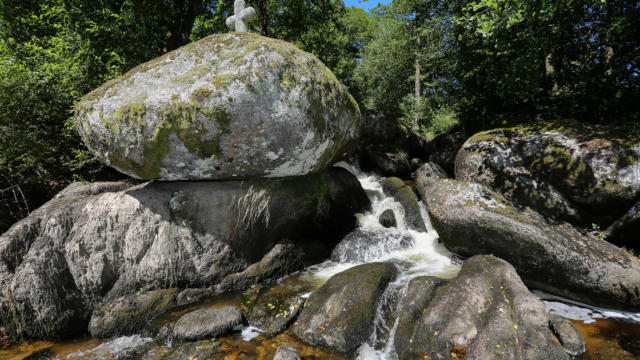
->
394 255 571 360
75 33 361 181
291 262 397 354
420 178 640 311
89 289 178 339
172 306 243 341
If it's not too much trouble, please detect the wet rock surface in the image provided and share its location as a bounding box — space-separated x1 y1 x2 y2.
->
455 121 640 227
378 209 397 228
394 255 570 360
162 339 220 360
549 313 587 356
248 291 304 337
330 228 413 263
0 168 369 340
292 262 397 354
75 33 361 181
273 345 301 360
172 305 243 341
420 177 640 311
89 289 178 339
381 177 426 231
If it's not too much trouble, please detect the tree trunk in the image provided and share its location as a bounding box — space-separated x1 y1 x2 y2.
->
545 53 558 93
165 0 204 52
414 28 421 128
257 0 269 37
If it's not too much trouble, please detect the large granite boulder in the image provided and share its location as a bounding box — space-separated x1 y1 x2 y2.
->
394 255 573 360
0 168 369 340
381 177 426 232
75 33 361 181
455 121 640 226
291 262 397 354
172 306 243 341
419 177 640 312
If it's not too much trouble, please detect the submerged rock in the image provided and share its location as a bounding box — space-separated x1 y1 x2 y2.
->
0 168 369 340
163 339 221 360
394 255 570 360
248 290 304 336
381 177 426 231
330 228 413 263
420 177 640 311
75 33 361 181
378 209 397 228
291 262 397 354
455 121 640 226
549 313 587 356
89 289 178 339
273 346 301 360
172 306 243 341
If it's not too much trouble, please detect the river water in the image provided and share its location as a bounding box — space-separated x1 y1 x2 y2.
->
1 168 639 359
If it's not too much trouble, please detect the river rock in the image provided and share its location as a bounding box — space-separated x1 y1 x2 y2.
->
0 168 369 340
381 177 426 231
291 262 397 354
163 339 220 360
549 313 587 356
419 177 640 311
364 147 411 177
172 306 243 341
414 162 447 191
89 288 178 339
74 33 361 181
273 346 301 360
455 121 640 226
394 255 570 360
330 228 413 263
248 290 304 336
605 199 640 247
378 209 397 228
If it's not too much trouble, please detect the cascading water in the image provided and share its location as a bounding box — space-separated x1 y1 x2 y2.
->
294 167 462 360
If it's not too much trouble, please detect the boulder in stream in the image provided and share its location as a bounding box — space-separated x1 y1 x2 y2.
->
549 313 587 357
291 262 397 354
273 346 301 360
172 305 243 341
419 177 640 311
75 33 361 181
0 167 369 340
89 289 178 339
378 209 397 228
381 177 426 231
394 255 572 360
248 290 304 337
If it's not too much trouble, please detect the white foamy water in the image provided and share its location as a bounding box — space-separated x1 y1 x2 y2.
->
535 290 640 325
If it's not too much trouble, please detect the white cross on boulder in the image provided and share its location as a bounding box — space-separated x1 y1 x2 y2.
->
226 0 257 33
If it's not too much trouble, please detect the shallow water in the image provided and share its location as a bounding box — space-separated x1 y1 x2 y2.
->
2 168 640 360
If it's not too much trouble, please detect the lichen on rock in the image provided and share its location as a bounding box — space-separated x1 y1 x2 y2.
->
75 33 361 181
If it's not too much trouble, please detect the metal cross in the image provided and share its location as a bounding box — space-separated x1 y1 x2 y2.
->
226 0 257 33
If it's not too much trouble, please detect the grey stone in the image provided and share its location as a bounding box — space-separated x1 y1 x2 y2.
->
330 228 412 263
378 209 397 228
365 148 411 177
89 289 178 339
248 291 304 336
419 177 640 311
273 346 301 360
162 340 220 360
382 177 426 231
605 199 640 247
549 313 587 356
0 168 369 340
394 255 569 360
74 33 361 181
172 306 243 341
455 121 640 226
414 162 447 191
291 262 397 354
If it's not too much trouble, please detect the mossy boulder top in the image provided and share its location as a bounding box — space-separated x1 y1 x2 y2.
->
455 120 640 224
75 33 361 180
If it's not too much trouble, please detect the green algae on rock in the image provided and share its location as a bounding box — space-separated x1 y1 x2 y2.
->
75 33 361 180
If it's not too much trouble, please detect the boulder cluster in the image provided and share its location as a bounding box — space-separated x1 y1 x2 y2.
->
0 32 368 344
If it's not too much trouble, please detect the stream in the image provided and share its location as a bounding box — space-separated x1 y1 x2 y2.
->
1 169 639 360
